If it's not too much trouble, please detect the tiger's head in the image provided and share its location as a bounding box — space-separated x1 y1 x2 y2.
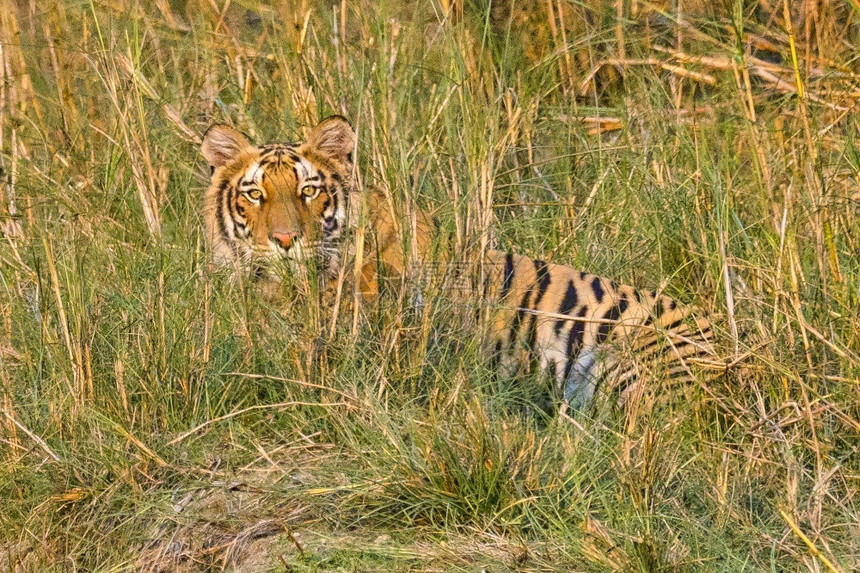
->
201 116 355 278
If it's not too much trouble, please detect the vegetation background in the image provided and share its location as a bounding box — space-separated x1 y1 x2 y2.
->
1 0 858 571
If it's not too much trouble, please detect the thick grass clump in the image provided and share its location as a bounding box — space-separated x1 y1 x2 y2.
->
1 1 859 571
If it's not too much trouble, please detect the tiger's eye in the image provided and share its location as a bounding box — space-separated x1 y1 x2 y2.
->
245 189 263 201
300 185 317 197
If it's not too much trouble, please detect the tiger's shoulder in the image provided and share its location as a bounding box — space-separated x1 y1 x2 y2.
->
355 189 437 299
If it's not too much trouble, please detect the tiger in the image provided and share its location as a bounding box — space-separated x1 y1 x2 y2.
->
201 116 724 411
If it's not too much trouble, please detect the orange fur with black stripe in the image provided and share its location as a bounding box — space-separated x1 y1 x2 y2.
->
201 118 722 410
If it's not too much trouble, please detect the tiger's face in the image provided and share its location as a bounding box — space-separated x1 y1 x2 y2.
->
201 116 355 277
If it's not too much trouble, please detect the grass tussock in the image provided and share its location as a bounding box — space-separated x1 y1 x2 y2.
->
1 1 859 571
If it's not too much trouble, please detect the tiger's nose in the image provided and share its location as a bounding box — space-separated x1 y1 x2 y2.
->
270 231 298 250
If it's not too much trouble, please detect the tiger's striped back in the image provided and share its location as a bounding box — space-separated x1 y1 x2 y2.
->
476 250 718 409
403 248 720 410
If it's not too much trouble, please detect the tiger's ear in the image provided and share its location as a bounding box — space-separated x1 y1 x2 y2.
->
201 125 252 169
306 116 355 162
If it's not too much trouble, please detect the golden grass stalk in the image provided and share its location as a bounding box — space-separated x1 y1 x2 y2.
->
778 507 844 573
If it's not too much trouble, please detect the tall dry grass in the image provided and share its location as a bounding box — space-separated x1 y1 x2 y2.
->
0 1 858 571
